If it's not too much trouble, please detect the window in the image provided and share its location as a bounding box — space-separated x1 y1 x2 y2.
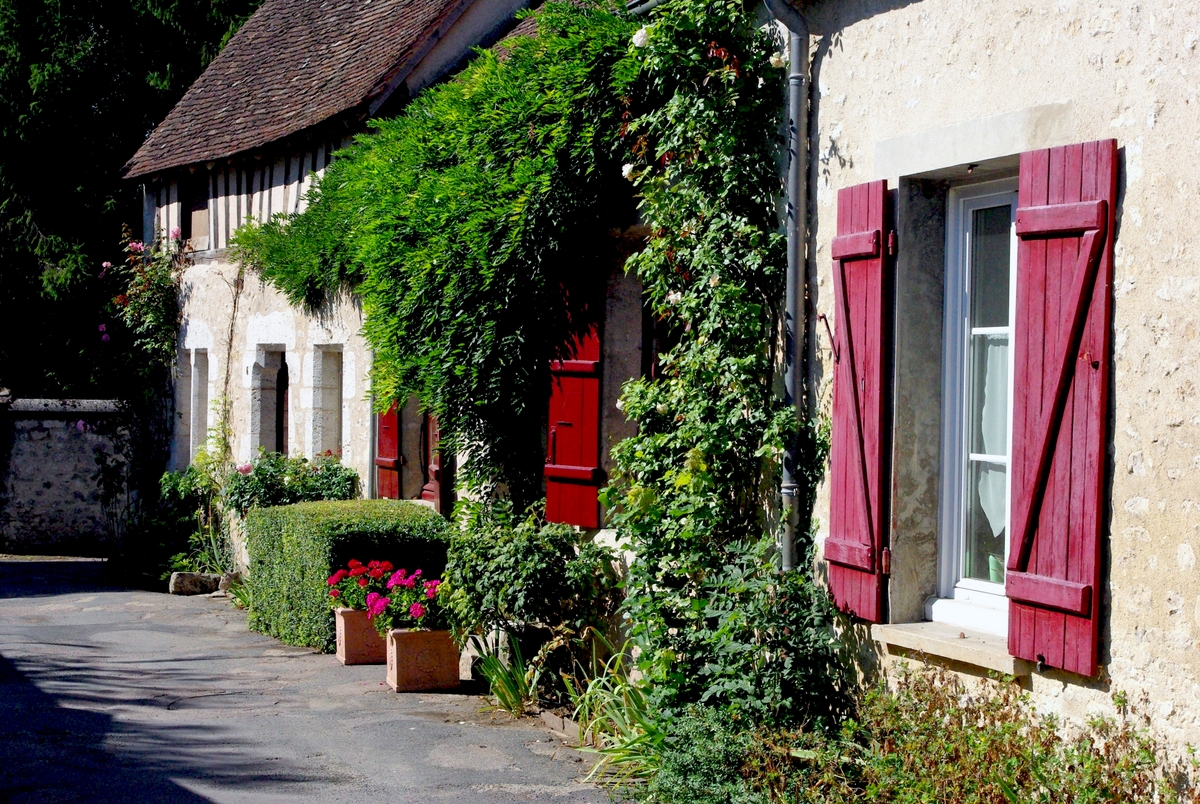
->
179 169 210 251
313 347 343 456
190 349 209 459
251 348 288 455
931 178 1018 636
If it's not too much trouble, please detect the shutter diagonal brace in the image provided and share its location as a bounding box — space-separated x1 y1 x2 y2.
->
1006 200 1107 615
823 230 881 572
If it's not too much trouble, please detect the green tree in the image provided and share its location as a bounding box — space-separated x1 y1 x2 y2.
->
0 0 259 396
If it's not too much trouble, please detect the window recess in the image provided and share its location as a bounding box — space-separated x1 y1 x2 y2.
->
932 178 1018 637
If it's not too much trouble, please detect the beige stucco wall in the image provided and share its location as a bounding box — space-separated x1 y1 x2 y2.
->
804 0 1200 750
175 254 375 488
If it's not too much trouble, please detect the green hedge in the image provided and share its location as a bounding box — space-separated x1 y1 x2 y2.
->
245 500 452 651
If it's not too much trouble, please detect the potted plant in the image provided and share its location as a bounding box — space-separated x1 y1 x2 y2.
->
366 568 459 692
327 559 392 665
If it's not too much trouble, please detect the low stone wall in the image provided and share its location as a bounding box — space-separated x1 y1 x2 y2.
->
0 399 126 556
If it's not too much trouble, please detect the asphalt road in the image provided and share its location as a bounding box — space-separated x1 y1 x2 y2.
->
0 558 601 804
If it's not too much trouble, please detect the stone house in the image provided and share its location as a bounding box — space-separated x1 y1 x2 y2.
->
123 0 643 528
780 0 1200 752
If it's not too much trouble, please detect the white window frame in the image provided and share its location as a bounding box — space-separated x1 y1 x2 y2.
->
928 178 1019 637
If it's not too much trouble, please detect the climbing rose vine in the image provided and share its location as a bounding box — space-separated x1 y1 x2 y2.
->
606 0 844 725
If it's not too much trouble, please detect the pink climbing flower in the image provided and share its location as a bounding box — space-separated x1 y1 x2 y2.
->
408 602 426 620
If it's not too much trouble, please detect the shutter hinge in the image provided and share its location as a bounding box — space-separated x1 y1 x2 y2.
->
887 230 898 256
881 547 891 576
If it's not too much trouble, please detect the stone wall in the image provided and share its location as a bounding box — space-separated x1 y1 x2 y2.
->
803 0 1200 754
0 399 125 556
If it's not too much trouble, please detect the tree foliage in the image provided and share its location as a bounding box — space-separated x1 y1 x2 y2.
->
234 2 638 506
0 0 259 396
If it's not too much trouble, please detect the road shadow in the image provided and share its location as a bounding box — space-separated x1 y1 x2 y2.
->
0 560 344 802
0 558 113 599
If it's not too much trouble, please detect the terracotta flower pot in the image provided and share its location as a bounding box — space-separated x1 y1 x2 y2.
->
386 629 460 692
335 608 387 665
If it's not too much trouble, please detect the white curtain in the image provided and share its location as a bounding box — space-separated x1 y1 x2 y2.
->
975 334 1008 539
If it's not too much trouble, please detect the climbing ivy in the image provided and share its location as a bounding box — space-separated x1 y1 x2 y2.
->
607 0 844 724
233 2 638 506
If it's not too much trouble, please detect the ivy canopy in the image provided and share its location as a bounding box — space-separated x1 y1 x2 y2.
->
234 2 638 507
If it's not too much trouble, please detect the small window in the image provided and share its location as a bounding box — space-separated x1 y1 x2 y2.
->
251 348 288 455
315 348 343 456
931 178 1018 636
180 169 210 251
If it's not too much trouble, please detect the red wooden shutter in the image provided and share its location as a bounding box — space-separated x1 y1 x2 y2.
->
1007 139 1116 677
824 180 890 623
545 328 603 528
375 403 401 499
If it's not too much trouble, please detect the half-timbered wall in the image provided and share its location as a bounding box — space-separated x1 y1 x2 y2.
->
145 139 350 250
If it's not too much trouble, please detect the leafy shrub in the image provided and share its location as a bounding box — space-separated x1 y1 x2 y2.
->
245 500 450 651
647 707 765 804
224 451 359 517
722 665 1200 804
443 500 620 695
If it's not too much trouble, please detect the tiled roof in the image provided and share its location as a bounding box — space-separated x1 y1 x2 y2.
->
123 0 472 179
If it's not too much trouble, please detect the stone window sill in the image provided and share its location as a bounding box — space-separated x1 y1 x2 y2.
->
871 621 1033 678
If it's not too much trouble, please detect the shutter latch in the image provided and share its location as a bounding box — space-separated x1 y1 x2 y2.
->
887 230 898 256
880 547 891 576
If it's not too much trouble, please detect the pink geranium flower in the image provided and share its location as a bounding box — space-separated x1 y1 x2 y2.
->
408 602 426 619
365 592 390 619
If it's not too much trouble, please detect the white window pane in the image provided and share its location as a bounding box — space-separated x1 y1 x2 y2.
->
969 333 1008 456
970 204 1012 328
965 460 1007 583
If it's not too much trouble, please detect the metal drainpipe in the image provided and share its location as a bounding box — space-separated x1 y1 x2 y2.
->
763 1 810 572
629 0 810 571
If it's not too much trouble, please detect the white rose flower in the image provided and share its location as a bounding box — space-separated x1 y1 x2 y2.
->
769 52 786 69
632 26 650 48
622 163 635 180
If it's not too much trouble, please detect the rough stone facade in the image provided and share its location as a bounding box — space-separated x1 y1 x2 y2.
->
804 0 1200 752
0 400 125 556
174 254 375 486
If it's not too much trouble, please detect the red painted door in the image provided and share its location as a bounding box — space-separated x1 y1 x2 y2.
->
545 328 603 529
375 403 401 499
1007 139 1117 677
824 180 891 624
